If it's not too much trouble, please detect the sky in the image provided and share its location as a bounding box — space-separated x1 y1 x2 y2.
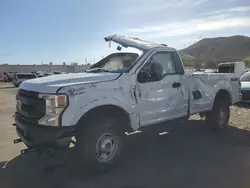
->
0 0 250 65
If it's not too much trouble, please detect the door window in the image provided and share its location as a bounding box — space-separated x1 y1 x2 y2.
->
137 51 177 83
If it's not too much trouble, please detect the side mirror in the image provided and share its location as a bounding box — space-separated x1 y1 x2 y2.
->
137 71 146 83
150 61 163 81
137 61 163 83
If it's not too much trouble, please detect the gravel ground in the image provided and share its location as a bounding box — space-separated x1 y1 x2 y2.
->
0 82 250 188
230 104 250 130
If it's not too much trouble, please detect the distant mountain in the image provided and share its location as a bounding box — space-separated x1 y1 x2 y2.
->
180 35 250 63
179 52 196 61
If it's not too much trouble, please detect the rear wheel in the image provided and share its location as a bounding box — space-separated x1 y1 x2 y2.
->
205 99 230 132
75 116 124 174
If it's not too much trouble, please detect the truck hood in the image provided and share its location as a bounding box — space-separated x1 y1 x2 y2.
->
20 72 121 93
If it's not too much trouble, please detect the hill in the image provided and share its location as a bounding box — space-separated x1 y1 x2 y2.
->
180 35 250 63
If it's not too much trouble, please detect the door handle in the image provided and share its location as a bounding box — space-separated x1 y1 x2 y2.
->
172 82 181 88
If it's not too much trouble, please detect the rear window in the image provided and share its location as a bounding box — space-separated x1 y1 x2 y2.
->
17 74 37 79
218 65 234 73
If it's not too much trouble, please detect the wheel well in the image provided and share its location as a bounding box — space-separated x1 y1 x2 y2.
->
76 105 133 132
214 89 232 105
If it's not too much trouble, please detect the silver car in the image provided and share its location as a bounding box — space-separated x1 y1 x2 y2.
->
240 71 250 102
12 73 37 87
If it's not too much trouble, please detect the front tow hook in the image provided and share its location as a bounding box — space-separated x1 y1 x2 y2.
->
13 138 23 144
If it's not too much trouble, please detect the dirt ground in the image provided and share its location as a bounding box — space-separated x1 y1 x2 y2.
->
0 82 250 188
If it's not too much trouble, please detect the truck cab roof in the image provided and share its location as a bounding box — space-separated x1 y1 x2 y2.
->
104 35 176 51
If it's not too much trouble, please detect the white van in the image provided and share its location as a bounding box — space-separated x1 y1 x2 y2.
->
217 61 246 77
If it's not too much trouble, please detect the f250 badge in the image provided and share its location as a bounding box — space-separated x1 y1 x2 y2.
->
17 100 22 109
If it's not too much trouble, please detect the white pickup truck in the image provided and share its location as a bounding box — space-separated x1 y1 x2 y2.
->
14 35 241 173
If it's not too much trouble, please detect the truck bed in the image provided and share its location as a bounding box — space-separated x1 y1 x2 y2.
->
186 71 240 115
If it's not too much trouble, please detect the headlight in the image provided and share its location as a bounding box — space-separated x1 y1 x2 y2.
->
38 94 68 126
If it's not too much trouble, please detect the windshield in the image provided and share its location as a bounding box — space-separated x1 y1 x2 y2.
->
86 49 143 73
240 72 250 81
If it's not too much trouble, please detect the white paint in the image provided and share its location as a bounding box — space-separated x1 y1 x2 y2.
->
188 72 240 114
18 35 241 131
104 35 175 51
12 73 37 86
20 72 121 93
218 61 246 77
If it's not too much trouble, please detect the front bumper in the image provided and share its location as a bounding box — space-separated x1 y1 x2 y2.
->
15 113 75 149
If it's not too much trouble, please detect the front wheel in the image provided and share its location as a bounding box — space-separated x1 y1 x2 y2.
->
75 116 124 174
205 99 230 132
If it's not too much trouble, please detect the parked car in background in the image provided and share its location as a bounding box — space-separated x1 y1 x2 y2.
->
51 71 66 74
217 61 246 77
34 70 66 77
240 71 250 102
4 72 14 82
0 72 6 79
33 71 46 77
12 73 37 87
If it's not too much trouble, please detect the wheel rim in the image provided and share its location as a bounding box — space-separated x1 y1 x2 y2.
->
218 107 226 127
95 133 118 162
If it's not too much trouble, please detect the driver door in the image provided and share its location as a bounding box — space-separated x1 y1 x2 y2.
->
136 51 187 127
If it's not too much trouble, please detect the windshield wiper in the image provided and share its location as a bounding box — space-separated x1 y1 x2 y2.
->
85 68 111 73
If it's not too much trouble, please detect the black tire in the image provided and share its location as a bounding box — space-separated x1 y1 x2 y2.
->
205 99 230 132
75 116 124 174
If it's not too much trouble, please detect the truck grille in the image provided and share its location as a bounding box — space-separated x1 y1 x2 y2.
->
241 90 250 101
16 89 46 123
19 89 39 98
